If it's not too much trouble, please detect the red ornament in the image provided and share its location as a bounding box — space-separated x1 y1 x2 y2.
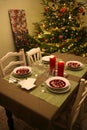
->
58 35 63 39
44 7 49 12
60 7 67 13
79 7 84 13
75 37 79 42
52 37 55 40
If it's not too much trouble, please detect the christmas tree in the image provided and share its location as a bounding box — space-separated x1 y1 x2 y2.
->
32 0 87 56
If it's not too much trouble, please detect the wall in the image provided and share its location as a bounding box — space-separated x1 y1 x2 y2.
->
0 0 43 58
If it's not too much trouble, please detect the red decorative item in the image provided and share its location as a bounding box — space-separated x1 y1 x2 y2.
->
79 7 84 13
8 9 29 51
44 7 49 12
57 61 64 77
58 35 63 39
50 55 56 75
52 37 55 40
60 7 67 13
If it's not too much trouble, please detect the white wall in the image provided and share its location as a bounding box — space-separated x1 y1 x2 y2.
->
0 0 43 58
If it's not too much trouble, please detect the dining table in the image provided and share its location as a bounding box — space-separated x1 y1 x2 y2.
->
0 52 87 130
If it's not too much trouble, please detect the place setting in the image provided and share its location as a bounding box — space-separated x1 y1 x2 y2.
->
12 66 32 78
8 65 37 90
45 76 71 94
65 60 84 71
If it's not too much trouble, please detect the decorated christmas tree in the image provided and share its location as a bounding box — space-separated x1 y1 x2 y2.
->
32 0 87 56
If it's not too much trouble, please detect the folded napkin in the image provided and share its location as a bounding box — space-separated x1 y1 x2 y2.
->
18 78 36 90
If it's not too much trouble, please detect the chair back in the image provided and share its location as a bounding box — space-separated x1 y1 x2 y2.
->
26 47 42 66
0 49 26 77
69 78 87 130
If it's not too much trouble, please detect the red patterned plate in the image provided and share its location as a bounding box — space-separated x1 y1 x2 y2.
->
66 61 84 70
12 66 32 77
49 79 66 89
45 76 70 90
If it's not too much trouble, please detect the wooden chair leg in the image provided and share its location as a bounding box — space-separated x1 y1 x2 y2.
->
5 108 14 130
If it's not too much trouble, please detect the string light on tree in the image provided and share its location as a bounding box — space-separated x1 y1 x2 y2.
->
32 0 87 57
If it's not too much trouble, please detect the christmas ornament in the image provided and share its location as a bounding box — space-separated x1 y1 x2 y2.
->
44 7 49 12
60 7 67 13
79 7 84 13
58 35 63 39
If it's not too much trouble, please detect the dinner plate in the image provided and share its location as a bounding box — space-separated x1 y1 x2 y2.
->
47 85 71 94
42 55 54 63
65 60 84 70
45 76 70 90
12 66 32 78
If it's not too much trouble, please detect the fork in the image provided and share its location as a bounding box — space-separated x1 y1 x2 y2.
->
9 76 21 83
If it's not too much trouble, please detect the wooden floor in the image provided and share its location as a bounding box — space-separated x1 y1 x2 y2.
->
0 105 87 130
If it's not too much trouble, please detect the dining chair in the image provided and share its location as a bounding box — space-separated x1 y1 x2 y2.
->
53 78 87 130
0 49 26 77
79 80 87 130
26 47 42 66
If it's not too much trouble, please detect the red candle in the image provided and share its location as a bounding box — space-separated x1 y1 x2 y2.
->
57 61 64 77
50 55 56 75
